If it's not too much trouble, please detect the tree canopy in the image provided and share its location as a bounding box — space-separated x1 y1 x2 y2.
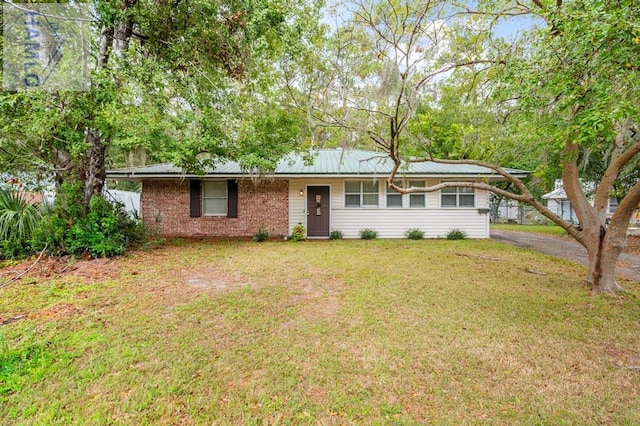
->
0 0 324 189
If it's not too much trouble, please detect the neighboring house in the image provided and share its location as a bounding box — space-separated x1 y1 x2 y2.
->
543 179 639 226
543 180 580 223
15 191 44 205
11 190 55 206
106 149 528 239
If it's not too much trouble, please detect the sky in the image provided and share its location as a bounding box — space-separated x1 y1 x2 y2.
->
493 14 544 39
321 1 544 40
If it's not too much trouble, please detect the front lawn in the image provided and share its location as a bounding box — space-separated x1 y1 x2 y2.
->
491 223 569 236
1 239 639 424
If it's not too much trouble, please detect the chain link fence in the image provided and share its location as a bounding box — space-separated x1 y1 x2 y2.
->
491 204 553 225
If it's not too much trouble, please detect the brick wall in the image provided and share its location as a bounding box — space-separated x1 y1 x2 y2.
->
141 179 289 237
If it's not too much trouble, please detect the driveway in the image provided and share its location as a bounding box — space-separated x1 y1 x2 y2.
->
490 230 640 283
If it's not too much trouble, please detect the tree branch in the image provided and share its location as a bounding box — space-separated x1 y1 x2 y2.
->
595 139 640 212
612 179 640 227
415 60 502 92
386 156 583 241
531 0 545 9
1 1 96 22
559 143 599 243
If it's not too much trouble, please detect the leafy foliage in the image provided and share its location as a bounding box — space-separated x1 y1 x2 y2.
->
405 228 424 240
0 191 42 243
479 0 640 191
253 227 270 242
29 214 68 257
62 196 143 258
28 184 143 258
0 0 324 225
0 191 42 259
359 228 378 240
329 229 343 240
290 224 305 242
446 229 467 241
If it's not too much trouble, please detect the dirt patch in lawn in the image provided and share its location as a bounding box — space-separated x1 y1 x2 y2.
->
0 255 121 284
181 263 252 292
29 303 81 320
289 277 343 321
1 303 82 325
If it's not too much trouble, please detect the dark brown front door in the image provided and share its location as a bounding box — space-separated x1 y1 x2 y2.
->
307 186 330 237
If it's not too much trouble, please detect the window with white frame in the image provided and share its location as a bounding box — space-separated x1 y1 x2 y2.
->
386 180 402 208
345 180 379 207
441 185 475 208
408 180 426 207
202 181 227 215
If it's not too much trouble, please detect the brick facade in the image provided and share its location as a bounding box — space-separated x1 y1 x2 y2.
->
141 179 289 237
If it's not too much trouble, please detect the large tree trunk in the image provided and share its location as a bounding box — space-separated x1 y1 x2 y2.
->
82 128 107 214
80 1 136 214
560 142 631 293
584 225 626 293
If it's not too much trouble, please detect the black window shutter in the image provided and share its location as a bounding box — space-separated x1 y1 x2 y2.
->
227 180 238 218
190 180 201 218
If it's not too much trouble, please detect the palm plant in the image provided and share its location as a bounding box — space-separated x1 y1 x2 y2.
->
0 190 42 243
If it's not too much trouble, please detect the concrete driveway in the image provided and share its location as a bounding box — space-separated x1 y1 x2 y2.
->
490 230 640 283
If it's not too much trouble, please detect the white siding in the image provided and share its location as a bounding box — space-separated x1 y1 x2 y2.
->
288 178 490 238
546 198 578 223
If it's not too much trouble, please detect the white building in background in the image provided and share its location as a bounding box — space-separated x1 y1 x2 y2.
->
542 180 580 224
104 189 140 217
542 179 628 225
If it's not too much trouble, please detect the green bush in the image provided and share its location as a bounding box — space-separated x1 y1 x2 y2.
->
63 196 143 257
359 228 378 240
53 181 84 219
446 228 467 240
329 229 343 240
31 192 144 258
290 223 305 241
0 239 32 260
30 213 69 256
406 228 424 240
253 227 269 242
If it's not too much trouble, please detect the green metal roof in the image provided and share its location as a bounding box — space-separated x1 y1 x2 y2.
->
107 149 528 178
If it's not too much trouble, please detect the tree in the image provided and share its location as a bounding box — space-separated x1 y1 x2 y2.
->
444 0 640 293
0 0 322 210
298 0 640 292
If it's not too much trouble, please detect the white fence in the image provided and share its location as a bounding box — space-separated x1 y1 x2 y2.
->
104 189 140 217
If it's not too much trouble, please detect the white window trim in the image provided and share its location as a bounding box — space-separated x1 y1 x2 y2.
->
408 180 426 208
386 179 403 208
440 181 476 208
202 180 228 216
345 180 379 208
383 179 429 209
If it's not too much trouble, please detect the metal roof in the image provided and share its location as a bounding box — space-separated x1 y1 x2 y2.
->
107 149 528 179
542 187 567 200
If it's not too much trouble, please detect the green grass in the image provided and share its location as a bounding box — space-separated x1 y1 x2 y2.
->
492 223 569 236
1 239 639 424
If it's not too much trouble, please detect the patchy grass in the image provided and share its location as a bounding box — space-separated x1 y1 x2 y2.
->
1 239 640 424
492 223 569 236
